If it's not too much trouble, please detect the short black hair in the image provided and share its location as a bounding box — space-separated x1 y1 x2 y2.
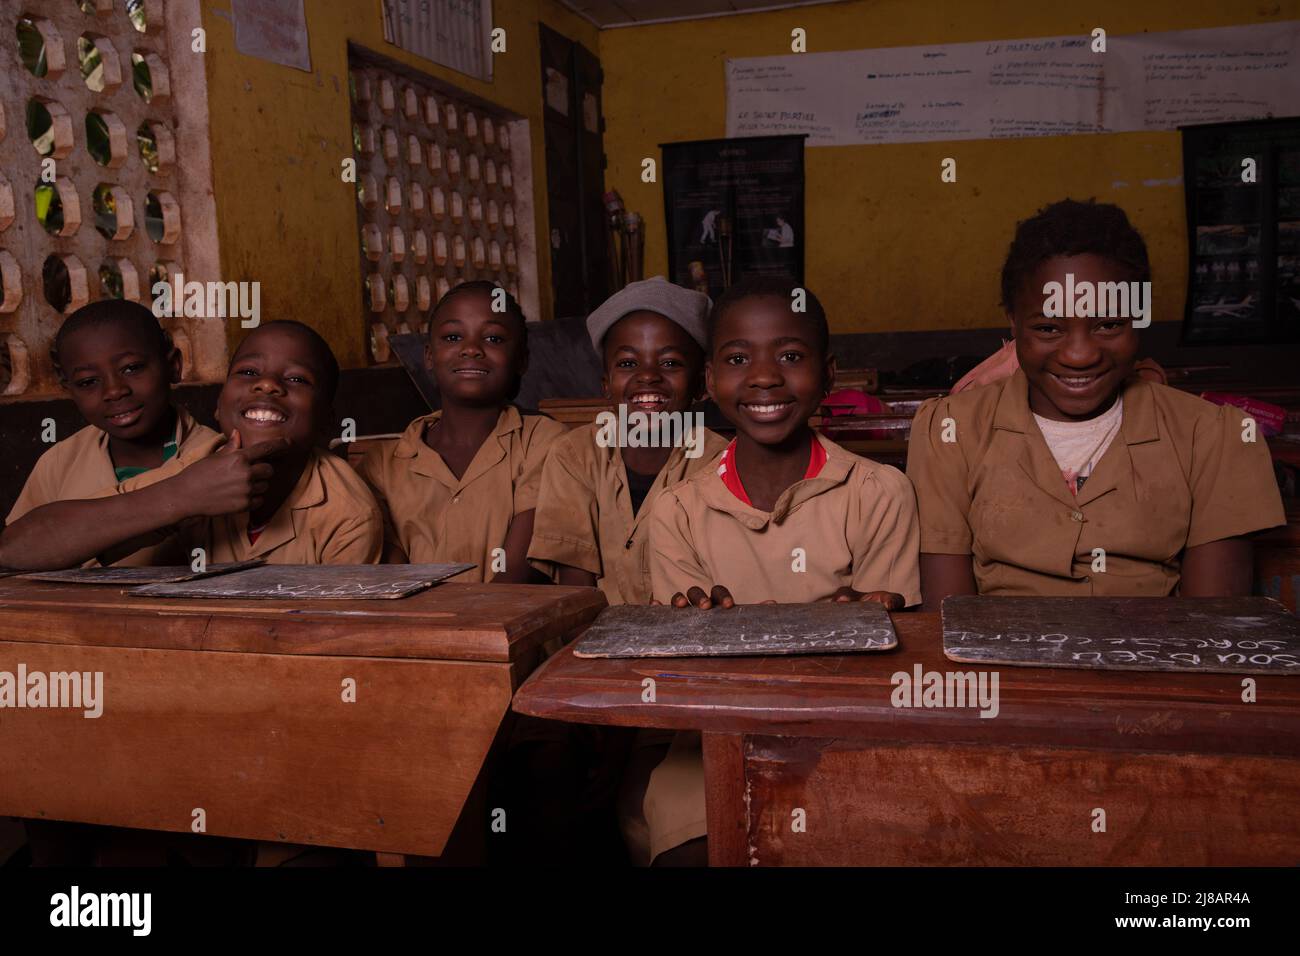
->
707 277 829 357
50 299 174 382
1000 198 1151 311
430 279 528 347
232 320 340 403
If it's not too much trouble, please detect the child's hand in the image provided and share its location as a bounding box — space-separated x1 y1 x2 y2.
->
829 587 905 610
670 585 736 610
180 429 290 517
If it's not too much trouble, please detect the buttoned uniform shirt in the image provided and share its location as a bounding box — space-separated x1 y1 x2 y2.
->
648 434 922 606
107 436 384 565
356 406 565 581
6 408 221 567
905 369 1286 596
528 423 728 605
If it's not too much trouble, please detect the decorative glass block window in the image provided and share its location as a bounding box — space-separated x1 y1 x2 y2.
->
1 0 223 399
348 45 537 364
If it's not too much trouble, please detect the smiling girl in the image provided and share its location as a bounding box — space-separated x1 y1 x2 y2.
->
358 281 564 581
907 199 1285 607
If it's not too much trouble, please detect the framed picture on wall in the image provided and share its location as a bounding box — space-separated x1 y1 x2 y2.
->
661 135 805 299
1181 116 1300 345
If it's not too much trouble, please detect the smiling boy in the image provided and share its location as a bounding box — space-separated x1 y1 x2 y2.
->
1 301 221 568
640 278 921 865
649 279 921 609
357 281 564 581
907 199 1285 607
1 321 382 570
528 277 727 605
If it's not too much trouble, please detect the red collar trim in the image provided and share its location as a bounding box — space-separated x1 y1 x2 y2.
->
717 437 827 507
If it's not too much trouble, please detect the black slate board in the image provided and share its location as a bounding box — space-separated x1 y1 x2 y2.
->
943 595 1300 676
25 558 266 586
130 563 474 600
573 601 898 659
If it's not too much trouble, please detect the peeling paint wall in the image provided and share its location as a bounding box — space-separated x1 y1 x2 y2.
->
199 0 597 370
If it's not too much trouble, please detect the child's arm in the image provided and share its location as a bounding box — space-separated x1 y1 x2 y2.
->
1179 537 1254 597
492 509 544 583
646 491 734 608
1180 402 1284 597
847 464 923 609
0 435 287 571
524 429 604 586
829 587 905 610
906 397 977 610
917 554 977 610
557 566 598 587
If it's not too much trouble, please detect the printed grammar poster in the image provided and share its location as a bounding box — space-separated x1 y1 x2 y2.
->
726 21 1300 146
661 135 805 299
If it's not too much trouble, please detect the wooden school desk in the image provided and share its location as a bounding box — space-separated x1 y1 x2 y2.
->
513 611 1300 866
0 578 604 861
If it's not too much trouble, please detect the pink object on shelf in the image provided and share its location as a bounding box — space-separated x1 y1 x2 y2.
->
819 389 896 440
1199 392 1286 437
822 388 890 417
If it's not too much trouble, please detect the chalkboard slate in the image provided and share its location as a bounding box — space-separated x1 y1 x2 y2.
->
25 558 266 586
131 563 474 600
573 602 897 659
943 596 1300 676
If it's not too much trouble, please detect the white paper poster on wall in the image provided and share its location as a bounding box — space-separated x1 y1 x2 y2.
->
382 0 493 81
231 0 312 73
725 21 1300 146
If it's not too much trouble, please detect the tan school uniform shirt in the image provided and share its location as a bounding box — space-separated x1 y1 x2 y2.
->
528 423 728 605
6 408 221 567
906 369 1286 596
648 433 922 606
356 405 565 581
109 441 384 565
641 434 921 861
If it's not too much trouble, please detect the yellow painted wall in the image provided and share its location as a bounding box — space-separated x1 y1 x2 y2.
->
199 0 598 368
599 0 1300 334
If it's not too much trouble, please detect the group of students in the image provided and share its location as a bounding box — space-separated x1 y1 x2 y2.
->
2 198 1286 865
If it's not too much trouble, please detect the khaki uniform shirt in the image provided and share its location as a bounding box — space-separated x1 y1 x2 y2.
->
6 408 221 567
111 442 384 566
356 406 565 582
8 408 218 522
187 448 383 565
648 434 922 606
906 369 1286 596
641 433 920 858
528 424 728 605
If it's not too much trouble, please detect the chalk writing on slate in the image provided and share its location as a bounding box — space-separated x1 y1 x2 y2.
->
943 595 1300 676
574 601 898 659
25 558 266 586
131 563 474 600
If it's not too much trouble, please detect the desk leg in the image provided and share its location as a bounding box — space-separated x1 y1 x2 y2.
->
375 852 407 867
702 733 747 867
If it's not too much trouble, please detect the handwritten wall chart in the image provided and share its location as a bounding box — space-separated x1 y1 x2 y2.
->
726 22 1300 146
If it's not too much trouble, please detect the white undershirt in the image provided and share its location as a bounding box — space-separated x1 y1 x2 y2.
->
1032 397 1124 494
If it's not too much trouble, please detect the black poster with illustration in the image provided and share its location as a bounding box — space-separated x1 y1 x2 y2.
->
1181 117 1300 345
662 135 805 299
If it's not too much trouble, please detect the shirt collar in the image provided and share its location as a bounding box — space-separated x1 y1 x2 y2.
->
994 368 1159 446
232 448 326 556
393 405 522 485
699 433 855 529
